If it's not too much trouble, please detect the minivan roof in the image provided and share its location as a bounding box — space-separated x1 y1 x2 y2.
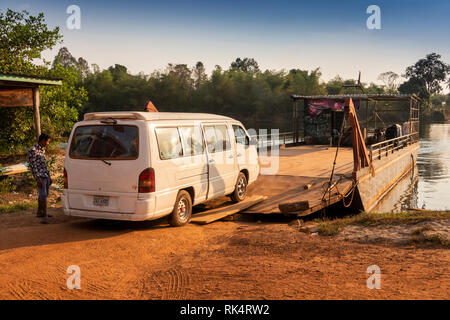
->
83 111 235 122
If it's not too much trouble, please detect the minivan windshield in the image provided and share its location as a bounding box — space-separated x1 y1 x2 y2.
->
69 125 138 159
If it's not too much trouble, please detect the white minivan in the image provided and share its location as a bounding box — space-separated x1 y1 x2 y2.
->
62 112 259 226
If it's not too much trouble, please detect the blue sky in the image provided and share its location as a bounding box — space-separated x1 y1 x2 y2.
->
2 0 450 87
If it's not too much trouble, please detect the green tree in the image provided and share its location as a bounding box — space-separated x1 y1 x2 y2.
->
398 77 429 100
284 68 326 95
377 71 399 93
404 53 450 96
230 58 260 73
108 64 128 81
192 61 207 89
52 47 77 69
52 47 90 79
430 94 447 108
0 9 61 73
0 9 86 153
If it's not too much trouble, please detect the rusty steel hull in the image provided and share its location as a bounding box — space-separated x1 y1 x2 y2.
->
356 142 420 212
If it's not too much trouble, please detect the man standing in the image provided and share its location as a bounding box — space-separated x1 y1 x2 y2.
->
28 133 53 224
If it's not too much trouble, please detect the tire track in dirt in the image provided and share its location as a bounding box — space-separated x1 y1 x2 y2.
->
135 268 191 300
7 279 58 300
85 283 112 297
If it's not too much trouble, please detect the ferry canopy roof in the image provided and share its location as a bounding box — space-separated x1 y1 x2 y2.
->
291 93 420 102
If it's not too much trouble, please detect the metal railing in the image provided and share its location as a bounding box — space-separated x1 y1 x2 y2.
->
369 132 419 162
249 131 296 149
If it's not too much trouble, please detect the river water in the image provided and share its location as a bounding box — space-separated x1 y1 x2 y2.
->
377 122 450 211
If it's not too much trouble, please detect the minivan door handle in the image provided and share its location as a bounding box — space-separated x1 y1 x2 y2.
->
101 160 112 166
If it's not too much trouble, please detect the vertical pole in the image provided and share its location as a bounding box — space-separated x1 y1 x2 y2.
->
33 87 41 143
373 101 377 132
296 100 299 144
294 100 299 144
364 100 368 139
417 99 420 136
409 98 413 135
296 100 300 144
292 100 296 144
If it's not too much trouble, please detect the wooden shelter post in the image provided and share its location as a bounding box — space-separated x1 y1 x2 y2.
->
33 87 41 143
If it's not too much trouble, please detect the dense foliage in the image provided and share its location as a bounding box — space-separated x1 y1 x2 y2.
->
1 9 449 154
0 9 87 154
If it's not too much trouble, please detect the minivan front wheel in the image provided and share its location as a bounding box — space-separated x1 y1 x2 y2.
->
230 172 247 203
169 190 192 227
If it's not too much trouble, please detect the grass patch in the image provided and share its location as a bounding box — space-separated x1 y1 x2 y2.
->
409 225 449 247
422 234 449 247
0 176 17 192
0 202 37 214
412 224 435 235
314 211 450 236
317 223 341 236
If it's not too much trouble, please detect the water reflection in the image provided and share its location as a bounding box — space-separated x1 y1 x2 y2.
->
416 122 450 210
372 166 418 213
375 122 450 211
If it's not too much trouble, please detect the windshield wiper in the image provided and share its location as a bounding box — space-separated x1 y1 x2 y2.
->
101 160 111 166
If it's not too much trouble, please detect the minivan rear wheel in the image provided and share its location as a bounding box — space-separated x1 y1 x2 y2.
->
169 190 192 227
230 172 247 203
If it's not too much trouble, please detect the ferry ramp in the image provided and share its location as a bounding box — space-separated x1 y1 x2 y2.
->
245 145 355 216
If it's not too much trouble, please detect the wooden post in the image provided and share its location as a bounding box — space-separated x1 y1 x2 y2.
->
364 100 368 139
345 98 374 178
373 101 377 132
33 87 41 143
411 101 414 134
293 100 298 144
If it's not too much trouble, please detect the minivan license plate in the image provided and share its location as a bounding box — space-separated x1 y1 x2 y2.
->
93 196 109 207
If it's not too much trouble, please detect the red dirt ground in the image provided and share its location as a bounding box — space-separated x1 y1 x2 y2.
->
0 206 448 300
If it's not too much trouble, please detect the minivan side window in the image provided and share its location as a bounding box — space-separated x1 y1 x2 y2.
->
232 125 249 145
155 127 183 160
204 125 231 153
179 126 204 156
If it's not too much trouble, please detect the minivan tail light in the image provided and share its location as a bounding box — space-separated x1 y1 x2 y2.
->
138 168 155 193
64 168 68 189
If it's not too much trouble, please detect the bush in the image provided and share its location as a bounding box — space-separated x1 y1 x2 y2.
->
0 177 17 193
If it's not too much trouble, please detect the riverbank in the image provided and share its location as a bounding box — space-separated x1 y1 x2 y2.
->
308 211 450 247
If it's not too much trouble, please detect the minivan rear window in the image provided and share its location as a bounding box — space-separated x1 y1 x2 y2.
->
69 125 139 159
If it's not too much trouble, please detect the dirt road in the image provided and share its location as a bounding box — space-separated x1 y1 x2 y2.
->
0 206 448 300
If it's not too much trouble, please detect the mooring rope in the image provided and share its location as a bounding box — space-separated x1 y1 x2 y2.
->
321 115 346 203
321 115 358 208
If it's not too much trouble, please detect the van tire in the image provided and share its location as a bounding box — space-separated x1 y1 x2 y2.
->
230 172 247 203
169 190 192 227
